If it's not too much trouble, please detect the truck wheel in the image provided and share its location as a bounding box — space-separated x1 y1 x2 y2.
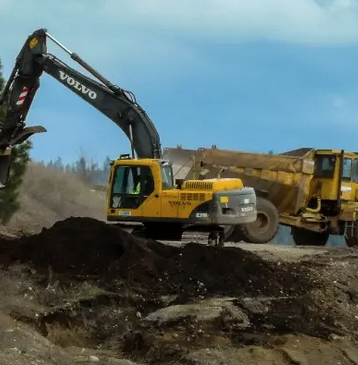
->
344 222 358 247
238 197 279 244
291 227 329 246
345 236 358 247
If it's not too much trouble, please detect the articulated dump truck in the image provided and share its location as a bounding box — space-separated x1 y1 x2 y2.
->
163 146 358 247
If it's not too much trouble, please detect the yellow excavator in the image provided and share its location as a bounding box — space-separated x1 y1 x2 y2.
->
0 28 257 245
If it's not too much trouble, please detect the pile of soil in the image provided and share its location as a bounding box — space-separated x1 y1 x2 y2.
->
0 217 141 274
1 217 358 365
0 217 313 299
167 243 313 297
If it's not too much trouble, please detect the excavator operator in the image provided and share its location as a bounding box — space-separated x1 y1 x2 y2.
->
133 179 141 194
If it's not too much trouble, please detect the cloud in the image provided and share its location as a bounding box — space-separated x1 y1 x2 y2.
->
1 0 358 78
99 0 358 45
2 0 358 154
0 0 203 83
1 0 358 56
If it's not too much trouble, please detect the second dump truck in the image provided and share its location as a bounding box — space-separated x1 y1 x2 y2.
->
164 146 358 247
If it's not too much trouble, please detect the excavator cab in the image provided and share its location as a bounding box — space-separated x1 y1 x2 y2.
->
108 155 175 212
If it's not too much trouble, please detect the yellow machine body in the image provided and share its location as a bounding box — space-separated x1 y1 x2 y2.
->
163 146 358 243
106 156 256 228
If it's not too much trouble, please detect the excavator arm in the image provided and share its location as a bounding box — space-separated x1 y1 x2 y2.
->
0 28 162 160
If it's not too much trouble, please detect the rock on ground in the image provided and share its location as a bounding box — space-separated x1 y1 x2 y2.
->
0 217 357 364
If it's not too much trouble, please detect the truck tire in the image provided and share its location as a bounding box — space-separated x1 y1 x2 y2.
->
344 222 358 247
238 197 279 244
291 227 329 246
345 236 358 247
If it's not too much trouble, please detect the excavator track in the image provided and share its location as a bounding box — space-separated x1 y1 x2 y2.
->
111 222 235 246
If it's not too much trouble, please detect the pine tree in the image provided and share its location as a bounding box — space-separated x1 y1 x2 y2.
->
0 60 4 92
0 59 6 123
53 157 64 171
0 58 32 224
0 141 32 224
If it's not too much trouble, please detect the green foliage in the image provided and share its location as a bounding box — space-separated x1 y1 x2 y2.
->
0 57 32 224
0 141 32 224
0 59 4 91
0 59 6 123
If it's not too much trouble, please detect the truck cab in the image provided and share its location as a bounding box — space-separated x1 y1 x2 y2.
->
310 150 358 206
307 150 358 245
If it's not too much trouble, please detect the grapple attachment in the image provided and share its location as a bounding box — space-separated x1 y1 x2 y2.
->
0 125 47 189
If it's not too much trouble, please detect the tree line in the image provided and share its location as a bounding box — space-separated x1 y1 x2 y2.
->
43 149 275 187
42 155 111 186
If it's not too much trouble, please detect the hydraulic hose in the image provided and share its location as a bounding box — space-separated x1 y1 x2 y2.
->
304 196 321 213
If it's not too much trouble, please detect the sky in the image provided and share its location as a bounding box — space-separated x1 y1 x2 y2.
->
1 0 358 164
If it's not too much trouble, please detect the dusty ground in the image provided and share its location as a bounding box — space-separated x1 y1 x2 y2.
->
3 162 107 235
0 217 357 364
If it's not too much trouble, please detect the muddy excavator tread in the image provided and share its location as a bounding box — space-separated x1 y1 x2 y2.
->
117 222 234 247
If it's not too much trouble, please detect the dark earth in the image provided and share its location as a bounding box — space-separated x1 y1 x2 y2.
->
0 217 358 364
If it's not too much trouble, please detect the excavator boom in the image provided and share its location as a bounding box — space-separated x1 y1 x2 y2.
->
0 28 161 159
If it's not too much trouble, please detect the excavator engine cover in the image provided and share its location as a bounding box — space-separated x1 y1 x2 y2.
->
181 179 257 226
204 187 257 225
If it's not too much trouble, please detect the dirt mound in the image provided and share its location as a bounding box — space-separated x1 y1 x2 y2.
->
0 217 167 294
0 217 312 300
0 217 358 364
167 243 312 298
0 217 141 273
5 163 106 235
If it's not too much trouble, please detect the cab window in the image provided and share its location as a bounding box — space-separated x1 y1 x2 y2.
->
314 155 336 178
353 160 358 183
112 166 138 194
342 158 352 182
112 165 154 196
161 164 174 190
110 164 155 210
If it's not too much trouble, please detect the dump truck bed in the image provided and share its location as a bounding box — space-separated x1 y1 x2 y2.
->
163 147 316 215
